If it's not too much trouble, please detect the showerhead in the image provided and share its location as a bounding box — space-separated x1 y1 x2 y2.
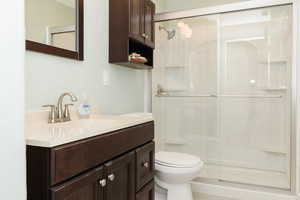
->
167 29 176 40
159 25 176 40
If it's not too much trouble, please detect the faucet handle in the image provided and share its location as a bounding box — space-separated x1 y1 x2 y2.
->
42 105 56 124
63 104 74 122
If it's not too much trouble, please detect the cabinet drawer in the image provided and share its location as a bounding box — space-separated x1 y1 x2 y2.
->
52 122 154 185
136 181 154 200
136 142 155 191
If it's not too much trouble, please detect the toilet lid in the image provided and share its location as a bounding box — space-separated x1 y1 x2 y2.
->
155 151 202 168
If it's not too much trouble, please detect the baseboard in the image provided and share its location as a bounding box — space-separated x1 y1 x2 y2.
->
192 182 297 200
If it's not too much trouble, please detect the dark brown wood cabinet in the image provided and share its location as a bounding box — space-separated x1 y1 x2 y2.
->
136 181 155 200
27 122 155 200
144 0 155 48
105 152 135 200
129 0 145 44
51 152 137 200
109 0 156 69
51 166 105 200
136 142 155 191
129 0 155 48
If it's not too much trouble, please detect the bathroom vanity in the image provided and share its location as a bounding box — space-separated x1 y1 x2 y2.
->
26 113 155 200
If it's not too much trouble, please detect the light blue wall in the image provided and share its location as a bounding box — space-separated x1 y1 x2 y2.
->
25 0 145 114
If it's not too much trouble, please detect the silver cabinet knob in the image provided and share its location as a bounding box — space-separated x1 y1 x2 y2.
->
99 179 107 187
108 174 115 181
143 162 149 168
142 33 147 38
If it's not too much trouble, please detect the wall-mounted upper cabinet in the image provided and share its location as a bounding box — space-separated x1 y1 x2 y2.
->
129 0 155 48
129 0 145 44
109 0 155 69
144 0 155 48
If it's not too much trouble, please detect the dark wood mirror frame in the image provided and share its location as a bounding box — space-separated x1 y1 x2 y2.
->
26 0 84 60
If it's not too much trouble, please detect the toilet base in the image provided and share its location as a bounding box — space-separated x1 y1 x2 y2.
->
155 178 194 200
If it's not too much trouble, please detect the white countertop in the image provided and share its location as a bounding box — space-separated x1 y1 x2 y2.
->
26 112 154 148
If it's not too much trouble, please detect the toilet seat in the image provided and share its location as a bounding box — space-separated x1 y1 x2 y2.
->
155 161 202 176
155 151 202 168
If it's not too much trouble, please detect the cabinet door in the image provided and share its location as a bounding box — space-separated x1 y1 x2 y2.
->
129 0 144 43
136 142 155 191
51 166 105 200
105 151 135 200
144 0 155 48
136 181 154 200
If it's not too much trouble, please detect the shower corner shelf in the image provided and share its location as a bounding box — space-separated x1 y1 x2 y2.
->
259 60 288 65
163 88 188 92
164 65 186 69
262 147 288 155
165 138 188 145
259 87 287 91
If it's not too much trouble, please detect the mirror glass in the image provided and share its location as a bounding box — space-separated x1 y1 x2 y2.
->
26 0 77 51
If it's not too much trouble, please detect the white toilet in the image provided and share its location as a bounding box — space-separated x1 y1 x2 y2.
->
155 151 204 200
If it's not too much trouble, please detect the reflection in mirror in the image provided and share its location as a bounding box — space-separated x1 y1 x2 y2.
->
47 25 76 51
26 0 76 51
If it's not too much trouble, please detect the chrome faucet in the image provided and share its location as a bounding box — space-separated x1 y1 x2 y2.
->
56 93 78 122
43 92 78 123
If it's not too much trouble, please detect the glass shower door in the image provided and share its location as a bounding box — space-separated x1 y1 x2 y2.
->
153 15 219 172
215 6 292 188
153 4 292 189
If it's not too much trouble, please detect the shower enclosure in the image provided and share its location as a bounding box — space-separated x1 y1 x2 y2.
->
153 3 293 190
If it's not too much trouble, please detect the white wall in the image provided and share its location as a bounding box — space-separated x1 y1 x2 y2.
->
25 0 145 114
295 0 300 196
0 0 26 199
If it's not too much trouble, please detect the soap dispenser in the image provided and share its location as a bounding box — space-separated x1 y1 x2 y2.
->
78 93 91 119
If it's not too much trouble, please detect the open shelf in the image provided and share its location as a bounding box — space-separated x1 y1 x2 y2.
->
117 61 153 70
129 39 153 67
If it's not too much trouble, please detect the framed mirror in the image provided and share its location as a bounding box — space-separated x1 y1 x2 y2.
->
25 0 84 60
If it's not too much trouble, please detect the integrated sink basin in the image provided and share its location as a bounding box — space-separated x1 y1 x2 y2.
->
26 112 153 147
55 118 119 129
